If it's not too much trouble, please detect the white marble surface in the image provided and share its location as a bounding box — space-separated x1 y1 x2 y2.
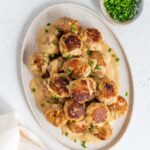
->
0 0 150 149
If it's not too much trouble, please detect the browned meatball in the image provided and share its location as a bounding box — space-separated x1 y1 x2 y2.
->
80 28 103 51
63 57 91 79
68 120 89 134
45 104 67 127
59 33 83 57
96 77 118 104
69 78 96 103
64 100 85 121
86 103 110 125
108 96 128 121
87 51 106 77
47 73 70 98
54 17 80 34
28 51 48 76
91 123 112 140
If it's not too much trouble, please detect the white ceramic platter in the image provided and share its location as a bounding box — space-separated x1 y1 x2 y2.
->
21 3 134 150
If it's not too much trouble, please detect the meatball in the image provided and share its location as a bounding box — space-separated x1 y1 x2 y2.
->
86 103 110 126
59 33 83 57
47 73 70 98
108 96 128 121
88 51 106 77
54 17 80 34
45 104 67 127
28 51 48 76
68 120 89 134
91 123 112 140
37 25 60 56
63 57 91 79
80 28 103 51
69 78 96 103
96 77 118 104
64 100 85 121
47 57 64 75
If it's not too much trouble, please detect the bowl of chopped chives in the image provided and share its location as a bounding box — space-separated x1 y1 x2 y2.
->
100 0 143 25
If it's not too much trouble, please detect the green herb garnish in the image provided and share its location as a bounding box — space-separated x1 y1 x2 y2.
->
48 54 55 60
116 57 120 62
65 55 73 60
112 54 116 57
70 24 77 33
108 48 112 52
56 28 62 33
74 139 76 142
32 88 36 92
95 65 101 70
81 141 86 148
87 50 93 56
104 0 141 22
88 60 94 67
125 92 128 96
47 22 51 26
52 96 59 100
65 132 69 136
45 29 48 33
66 68 73 75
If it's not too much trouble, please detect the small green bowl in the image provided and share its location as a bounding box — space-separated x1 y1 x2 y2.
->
99 0 143 25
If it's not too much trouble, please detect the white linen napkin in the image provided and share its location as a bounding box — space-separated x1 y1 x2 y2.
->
0 112 48 150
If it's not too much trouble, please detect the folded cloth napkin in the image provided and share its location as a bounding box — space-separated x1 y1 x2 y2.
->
0 112 48 150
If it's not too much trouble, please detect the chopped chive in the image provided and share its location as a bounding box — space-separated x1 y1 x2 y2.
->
116 57 120 62
125 92 128 96
56 28 62 33
65 132 68 136
108 48 112 52
65 55 73 60
87 50 93 56
52 96 59 100
66 68 73 75
70 24 77 33
32 88 36 92
104 0 141 22
95 65 101 70
81 141 86 148
88 60 94 67
45 29 48 33
48 54 55 60
47 22 51 26
112 54 116 57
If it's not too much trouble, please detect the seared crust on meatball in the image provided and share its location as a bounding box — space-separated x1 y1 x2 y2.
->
47 73 70 98
28 51 48 76
86 103 110 125
96 77 118 104
63 57 91 79
108 96 128 121
68 120 89 134
64 100 85 121
45 104 67 127
59 33 83 57
80 28 103 51
69 78 96 103
91 123 112 140
54 17 80 34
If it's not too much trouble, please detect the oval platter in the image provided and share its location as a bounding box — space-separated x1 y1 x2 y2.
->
21 3 134 150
